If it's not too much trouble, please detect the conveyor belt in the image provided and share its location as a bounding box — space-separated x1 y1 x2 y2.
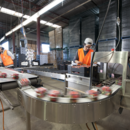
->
25 68 67 80
17 84 121 124
0 67 38 90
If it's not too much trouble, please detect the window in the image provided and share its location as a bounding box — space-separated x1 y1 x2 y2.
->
2 41 9 50
42 44 50 53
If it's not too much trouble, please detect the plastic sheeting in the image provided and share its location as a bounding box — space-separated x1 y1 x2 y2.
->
122 0 130 37
82 15 96 44
99 1 117 40
98 40 116 51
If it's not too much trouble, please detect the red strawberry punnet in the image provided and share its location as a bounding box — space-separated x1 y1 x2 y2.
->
101 86 112 96
35 87 47 98
69 91 80 99
68 91 80 103
12 74 19 79
87 90 99 101
48 90 61 102
0 73 7 78
20 78 30 86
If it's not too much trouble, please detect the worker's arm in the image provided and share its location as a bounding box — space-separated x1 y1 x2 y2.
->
7 51 15 60
74 51 83 64
0 56 2 65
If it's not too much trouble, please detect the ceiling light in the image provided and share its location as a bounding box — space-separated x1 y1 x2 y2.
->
39 0 64 15
6 31 12 36
14 12 23 17
46 22 53 26
1 7 15 15
0 36 5 42
52 24 61 28
12 24 22 32
1 7 23 17
40 20 47 24
23 13 39 26
0 0 63 41
23 15 30 19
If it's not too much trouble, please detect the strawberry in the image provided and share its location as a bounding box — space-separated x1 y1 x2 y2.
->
35 87 47 98
101 86 112 95
69 91 80 99
1 73 7 78
48 90 61 102
87 90 99 101
12 74 19 79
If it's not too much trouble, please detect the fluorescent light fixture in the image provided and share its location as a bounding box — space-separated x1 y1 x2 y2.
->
6 31 12 36
12 24 22 32
1 0 63 40
0 36 5 42
1 7 15 15
52 24 61 28
23 13 40 26
1 7 23 17
14 12 23 17
40 20 47 24
39 0 64 15
45 22 53 26
23 15 30 19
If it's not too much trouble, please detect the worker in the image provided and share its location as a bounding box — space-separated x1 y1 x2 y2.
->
74 38 94 66
0 45 15 68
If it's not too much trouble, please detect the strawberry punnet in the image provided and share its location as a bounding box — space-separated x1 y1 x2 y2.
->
48 90 61 102
101 86 112 96
68 91 80 103
35 87 47 98
12 74 19 79
87 90 99 101
0 73 7 78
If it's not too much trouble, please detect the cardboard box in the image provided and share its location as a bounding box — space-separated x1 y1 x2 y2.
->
48 50 57 68
55 28 63 48
56 50 63 61
49 30 55 48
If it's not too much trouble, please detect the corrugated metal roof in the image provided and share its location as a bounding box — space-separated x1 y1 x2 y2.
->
0 0 108 37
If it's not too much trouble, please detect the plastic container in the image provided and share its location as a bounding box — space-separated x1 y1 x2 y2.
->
101 86 112 96
35 87 47 98
0 73 7 78
48 90 61 102
12 74 19 79
68 91 80 103
86 90 99 101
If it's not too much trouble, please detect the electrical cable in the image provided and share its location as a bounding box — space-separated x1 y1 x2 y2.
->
89 0 112 89
86 123 90 130
94 123 98 130
92 122 96 130
115 24 120 49
0 99 5 130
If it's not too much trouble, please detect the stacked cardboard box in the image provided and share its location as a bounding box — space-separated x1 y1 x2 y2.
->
27 40 37 60
55 28 63 48
48 50 57 68
56 50 63 61
49 30 56 48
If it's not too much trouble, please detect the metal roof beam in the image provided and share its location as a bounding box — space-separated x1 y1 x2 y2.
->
0 0 4 6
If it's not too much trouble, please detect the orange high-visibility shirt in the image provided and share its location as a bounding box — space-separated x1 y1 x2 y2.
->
78 48 94 66
0 50 14 66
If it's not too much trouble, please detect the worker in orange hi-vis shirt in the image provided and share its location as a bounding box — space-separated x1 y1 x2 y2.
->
0 45 15 68
74 38 94 66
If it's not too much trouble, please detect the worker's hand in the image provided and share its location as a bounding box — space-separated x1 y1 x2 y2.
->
75 61 83 65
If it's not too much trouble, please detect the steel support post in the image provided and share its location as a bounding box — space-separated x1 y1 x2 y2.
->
26 111 31 130
37 17 40 55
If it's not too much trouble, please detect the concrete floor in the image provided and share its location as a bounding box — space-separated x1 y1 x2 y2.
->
0 76 130 130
